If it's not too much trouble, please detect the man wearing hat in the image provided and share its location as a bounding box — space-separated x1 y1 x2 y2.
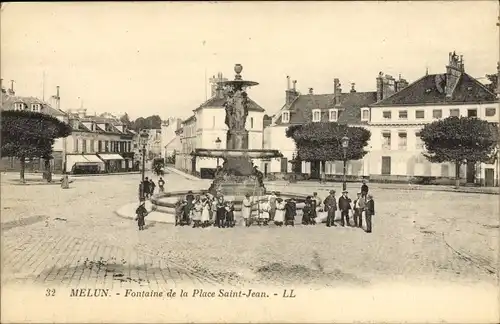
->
135 201 148 231
353 192 365 228
365 194 375 233
242 193 253 227
323 190 337 227
338 190 352 227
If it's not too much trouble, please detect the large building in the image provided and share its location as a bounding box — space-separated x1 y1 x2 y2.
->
263 74 407 178
176 73 266 176
364 52 499 186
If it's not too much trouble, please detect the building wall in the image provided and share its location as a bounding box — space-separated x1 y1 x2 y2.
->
366 102 499 184
263 125 295 173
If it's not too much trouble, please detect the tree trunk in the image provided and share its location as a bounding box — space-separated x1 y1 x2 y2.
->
20 157 26 183
455 160 461 189
44 158 52 182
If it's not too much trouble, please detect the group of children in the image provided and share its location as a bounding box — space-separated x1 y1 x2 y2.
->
175 191 236 228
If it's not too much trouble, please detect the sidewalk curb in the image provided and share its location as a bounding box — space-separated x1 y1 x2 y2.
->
115 202 175 224
165 167 201 181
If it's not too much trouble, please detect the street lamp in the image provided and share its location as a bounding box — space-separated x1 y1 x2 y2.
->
139 129 149 201
215 137 222 167
341 136 350 191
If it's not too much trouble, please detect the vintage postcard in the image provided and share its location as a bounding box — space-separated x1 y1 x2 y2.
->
1 1 499 323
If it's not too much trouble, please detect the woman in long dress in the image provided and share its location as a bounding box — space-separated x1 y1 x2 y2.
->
201 197 211 227
242 193 253 227
225 201 235 228
274 197 285 226
191 195 203 228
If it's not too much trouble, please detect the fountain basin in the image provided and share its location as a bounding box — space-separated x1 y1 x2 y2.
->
150 189 314 224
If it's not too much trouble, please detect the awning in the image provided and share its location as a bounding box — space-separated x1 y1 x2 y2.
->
66 154 105 172
98 153 124 160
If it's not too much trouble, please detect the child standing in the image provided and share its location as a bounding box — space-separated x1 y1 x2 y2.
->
135 201 148 230
258 199 270 226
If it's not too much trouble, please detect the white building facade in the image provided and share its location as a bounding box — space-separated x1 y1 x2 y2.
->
363 52 499 186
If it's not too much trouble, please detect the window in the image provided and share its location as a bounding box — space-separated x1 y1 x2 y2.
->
89 140 95 153
415 110 425 119
312 109 321 122
14 103 24 110
105 141 109 152
399 110 408 119
415 131 424 149
467 109 477 118
382 111 392 119
31 104 41 112
82 139 87 153
250 117 254 129
432 109 442 119
73 138 79 152
361 109 370 121
98 141 102 152
329 109 338 122
441 164 449 177
485 108 496 117
281 111 290 123
127 142 131 152
398 132 407 150
450 109 460 117
382 131 391 150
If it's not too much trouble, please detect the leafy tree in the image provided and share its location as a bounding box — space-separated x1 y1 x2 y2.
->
286 123 371 177
485 73 498 94
130 115 163 131
119 113 132 128
1 110 72 182
419 116 498 188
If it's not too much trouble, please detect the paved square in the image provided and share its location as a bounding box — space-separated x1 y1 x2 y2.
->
1 171 498 290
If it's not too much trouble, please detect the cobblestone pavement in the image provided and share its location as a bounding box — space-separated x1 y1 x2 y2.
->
1 172 498 290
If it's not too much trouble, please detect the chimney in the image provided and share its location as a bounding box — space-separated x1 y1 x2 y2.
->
350 83 356 93
376 72 384 101
333 78 342 105
8 80 15 95
308 88 314 94
285 77 299 105
445 51 464 98
395 74 409 92
286 76 291 90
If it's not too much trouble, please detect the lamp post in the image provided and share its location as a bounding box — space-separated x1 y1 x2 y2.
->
215 137 222 167
139 129 149 201
341 136 350 191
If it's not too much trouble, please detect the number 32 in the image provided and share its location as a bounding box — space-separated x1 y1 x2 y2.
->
45 288 55 297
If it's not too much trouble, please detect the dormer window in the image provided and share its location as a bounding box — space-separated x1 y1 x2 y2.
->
361 108 370 121
329 109 338 122
31 103 41 112
281 111 290 123
312 109 321 122
14 103 25 111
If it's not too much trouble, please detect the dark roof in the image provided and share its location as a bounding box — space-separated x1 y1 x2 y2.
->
372 73 497 107
196 96 265 112
1 94 66 117
274 91 377 125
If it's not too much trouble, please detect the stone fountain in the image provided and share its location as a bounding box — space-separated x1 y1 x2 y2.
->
148 65 311 222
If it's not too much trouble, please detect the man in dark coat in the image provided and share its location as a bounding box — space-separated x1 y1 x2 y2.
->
183 191 195 225
365 194 375 233
361 180 369 199
215 194 226 228
142 177 150 199
323 190 337 227
353 192 365 228
338 190 352 227
149 179 156 196
158 177 165 193
135 201 148 230
302 196 313 225
284 198 296 226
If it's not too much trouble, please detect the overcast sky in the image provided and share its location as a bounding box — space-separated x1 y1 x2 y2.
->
1 1 498 120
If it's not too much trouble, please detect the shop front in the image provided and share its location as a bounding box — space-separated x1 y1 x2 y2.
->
66 154 105 174
97 153 125 173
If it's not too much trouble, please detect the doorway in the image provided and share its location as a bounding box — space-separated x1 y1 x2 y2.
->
485 168 495 187
466 162 475 184
381 156 391 175
310 161 321 179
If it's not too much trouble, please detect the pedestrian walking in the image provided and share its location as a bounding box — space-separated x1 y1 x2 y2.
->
353 192 365 228
192 195 203 228
284 198 296 226
158 177 165 193
135 201 148 231
361 179 369 199
365 194 375 233
142 177 150 199
242 193 253 227
274 197 285 226
338 190 352 227
149 179 156 196
324 190 337 227
215 194 226 228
